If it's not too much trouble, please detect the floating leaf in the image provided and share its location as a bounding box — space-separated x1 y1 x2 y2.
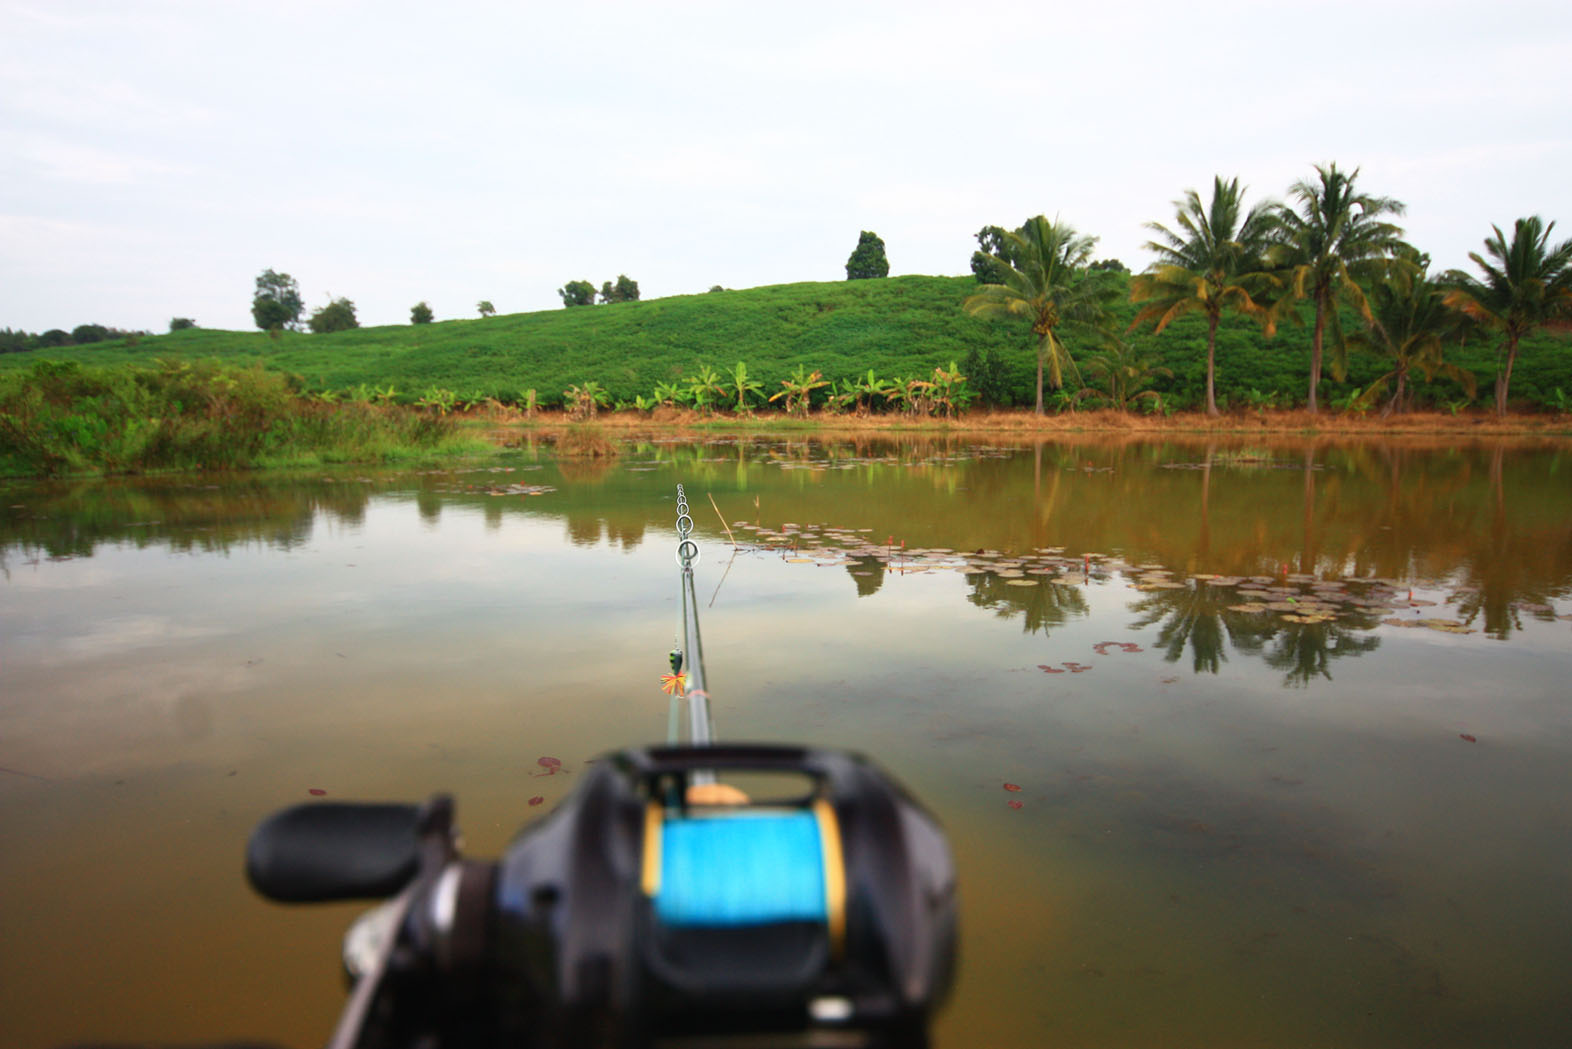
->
1459 734 1477 743
528 795 545 806
308 788 326 796
1003 783 1022 792
1037 664 1066 674
1007 800 1024 810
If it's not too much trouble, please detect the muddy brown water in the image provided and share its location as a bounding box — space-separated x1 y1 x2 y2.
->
2 435 1570 1048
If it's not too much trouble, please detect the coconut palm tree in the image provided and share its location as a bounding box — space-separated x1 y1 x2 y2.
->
1130 176 1278 416
1268 164 1409 413
1442 216 1572 416
1348 248 1476 416
963 216 1117 414
1076 339 1173 412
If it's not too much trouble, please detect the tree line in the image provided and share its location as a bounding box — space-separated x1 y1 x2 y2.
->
1 323 154 353
965 163 1572 418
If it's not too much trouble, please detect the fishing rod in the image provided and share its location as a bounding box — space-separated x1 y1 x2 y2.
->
669 483 715 755
243 484 958 1049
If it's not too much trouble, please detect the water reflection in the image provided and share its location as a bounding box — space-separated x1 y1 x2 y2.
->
2 436 1569 677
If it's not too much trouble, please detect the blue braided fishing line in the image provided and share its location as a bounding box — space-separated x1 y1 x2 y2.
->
656 811 827 926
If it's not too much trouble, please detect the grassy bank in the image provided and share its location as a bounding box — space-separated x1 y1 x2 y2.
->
0 360 493 477
4 275 1569 414
493 405 1572 442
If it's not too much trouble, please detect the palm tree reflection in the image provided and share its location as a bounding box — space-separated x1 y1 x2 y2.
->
967 573 1090 636
1128 581 1270 674
1263 618 1382 687
1129 580 1383 687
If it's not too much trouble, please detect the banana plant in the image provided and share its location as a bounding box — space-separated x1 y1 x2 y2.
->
769 365 830 417
727 361 764 413
928 361 973 418
683 366 725 413
852 369 893 415
652 380 683 409
563 381 610 420
881 375 935 416
825 378 859 415
416 387 458 415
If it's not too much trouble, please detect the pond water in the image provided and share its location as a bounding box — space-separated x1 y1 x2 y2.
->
2 434 1570 1049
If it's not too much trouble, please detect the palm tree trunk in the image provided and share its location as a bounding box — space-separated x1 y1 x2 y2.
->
1383 367 1406 418
1308 296 1325 414
1495 334 1519 416
1205 313 1219 416
1034 339 1046 415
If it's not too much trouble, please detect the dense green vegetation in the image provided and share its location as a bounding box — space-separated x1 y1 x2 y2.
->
0 359 486 477
3 274 1567 415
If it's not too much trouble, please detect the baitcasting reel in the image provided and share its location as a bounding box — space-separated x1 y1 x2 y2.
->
246 744 958 1049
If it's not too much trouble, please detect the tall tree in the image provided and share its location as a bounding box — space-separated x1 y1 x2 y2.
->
252 269 304 331
1130 176 1277 415
963 216 1114 415
845 231 890 279
1268 164 1408 413
1349 248 1476 415
1442 216 1572 415
970 225 1020 284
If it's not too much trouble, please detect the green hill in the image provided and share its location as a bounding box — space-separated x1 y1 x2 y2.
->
4 274 1568 411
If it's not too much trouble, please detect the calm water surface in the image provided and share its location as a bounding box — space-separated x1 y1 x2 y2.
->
2 435 1570 1048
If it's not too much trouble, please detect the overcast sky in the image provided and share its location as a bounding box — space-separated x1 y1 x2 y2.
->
3 0 1568 334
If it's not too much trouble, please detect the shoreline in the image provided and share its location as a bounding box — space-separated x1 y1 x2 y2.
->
470 406 1572 441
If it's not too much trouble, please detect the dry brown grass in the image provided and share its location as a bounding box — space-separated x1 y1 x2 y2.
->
464 406 1572 443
